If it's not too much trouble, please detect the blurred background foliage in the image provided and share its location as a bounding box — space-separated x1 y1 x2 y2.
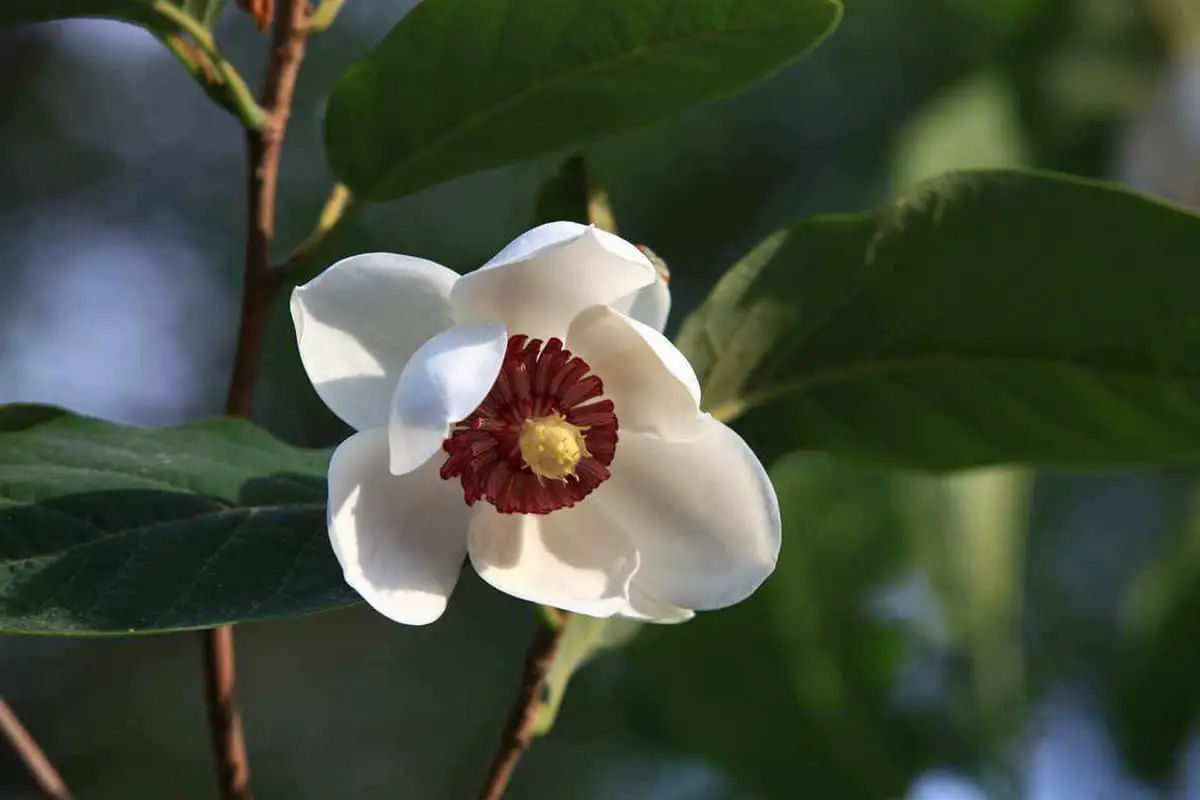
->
2 0 1200 797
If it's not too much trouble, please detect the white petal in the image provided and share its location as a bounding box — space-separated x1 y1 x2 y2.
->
598 418 780 610
468 503 639 618
327 428 469 626
622 585 694 624
291 253 459 431
566 305 703 440
388 322 507 476
451 223 655 340
611 258 671 332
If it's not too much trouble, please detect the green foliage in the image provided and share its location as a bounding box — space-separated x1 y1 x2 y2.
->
630 454 925 799
4 0 1200 793
630 455 1033 798
0 0 222 33
0 406 354 635
680 169 1200 470
324 0 842 202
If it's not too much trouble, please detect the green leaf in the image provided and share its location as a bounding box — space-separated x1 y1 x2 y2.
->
533 612 640 736
629 454 925 799
324 0 842 202
0 406 353 635
0 0 219 34
681 170 1200 470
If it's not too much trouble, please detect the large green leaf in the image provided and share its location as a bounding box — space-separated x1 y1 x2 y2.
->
0 406 353 635
681 170 1200 470
324 0 842 202
0 0 220 32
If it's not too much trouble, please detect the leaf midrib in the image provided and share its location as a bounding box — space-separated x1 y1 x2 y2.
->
363 0 835 197
707 351 1200 422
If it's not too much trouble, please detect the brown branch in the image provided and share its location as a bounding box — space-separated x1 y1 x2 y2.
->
202 626 252 800
476 620 566 800
207 2 313 799
0 699 72 800
225 0 310 418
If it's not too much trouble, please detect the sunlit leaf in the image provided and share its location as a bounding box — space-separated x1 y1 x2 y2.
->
682 170 1200 469
325 0 842 201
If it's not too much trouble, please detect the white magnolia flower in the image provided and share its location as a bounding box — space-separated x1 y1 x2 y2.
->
291 222 780 625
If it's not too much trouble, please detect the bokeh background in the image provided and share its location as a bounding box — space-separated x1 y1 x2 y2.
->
3 0 1200 797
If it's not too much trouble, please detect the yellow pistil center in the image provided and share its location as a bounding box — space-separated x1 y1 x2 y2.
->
518 413 590 481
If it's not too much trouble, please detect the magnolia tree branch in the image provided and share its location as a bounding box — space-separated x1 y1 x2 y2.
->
0 699 72 800
207 2 314 798
225 0 310 417
476 620 565 800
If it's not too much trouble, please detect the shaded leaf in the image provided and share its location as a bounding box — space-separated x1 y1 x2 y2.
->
325 0 842 201
0 406 353 634
681 170 1200 469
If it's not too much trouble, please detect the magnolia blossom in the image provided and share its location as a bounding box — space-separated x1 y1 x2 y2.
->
291 222 780 625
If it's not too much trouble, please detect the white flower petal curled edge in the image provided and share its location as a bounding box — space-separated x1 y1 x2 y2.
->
291 222 781 626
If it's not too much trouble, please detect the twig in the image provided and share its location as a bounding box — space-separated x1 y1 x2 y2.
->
155 1 267 129
162 34 266 131
206 2 314 799
476 620 566 800
274 182 355 277
0 698 72 800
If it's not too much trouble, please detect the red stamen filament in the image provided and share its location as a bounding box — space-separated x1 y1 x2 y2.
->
439 335 618 514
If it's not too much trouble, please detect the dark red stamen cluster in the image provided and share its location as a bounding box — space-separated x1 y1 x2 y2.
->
440 335 618 514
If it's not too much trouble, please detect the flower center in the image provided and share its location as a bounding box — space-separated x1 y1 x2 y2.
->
439 335 618 514
518 413 590 481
